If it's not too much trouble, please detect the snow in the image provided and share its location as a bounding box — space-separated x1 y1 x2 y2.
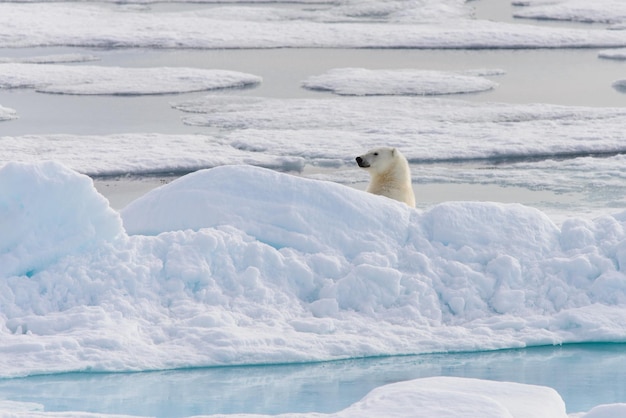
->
2 0 626 415
0 53 100 64
3 96 626 180
0 377 568 417
301 68 499 96
513 0 626 24
0 104 17 121
0 63 261 95
3 162 626 380
577 404 626 418
203 377 567 418
598 48 626 60
1 3 626 49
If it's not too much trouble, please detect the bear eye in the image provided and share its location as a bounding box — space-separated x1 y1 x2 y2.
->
373 152 378 156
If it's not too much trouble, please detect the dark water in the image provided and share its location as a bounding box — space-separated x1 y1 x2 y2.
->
1 344 625 416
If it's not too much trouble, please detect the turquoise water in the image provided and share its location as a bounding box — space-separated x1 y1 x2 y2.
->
1 343 625 416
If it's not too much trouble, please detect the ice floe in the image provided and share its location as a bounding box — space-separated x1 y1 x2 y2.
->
1 3 626 49
4 162 626 380
0 53 100 64
0 63 261 95
598 48 626 59
0 104 17 121
513 0 626 24
0 376 571 417
301 68 499 96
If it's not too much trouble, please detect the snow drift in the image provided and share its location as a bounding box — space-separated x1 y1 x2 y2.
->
2 162 626 379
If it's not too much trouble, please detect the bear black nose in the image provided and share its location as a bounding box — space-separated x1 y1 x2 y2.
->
356 156 363 164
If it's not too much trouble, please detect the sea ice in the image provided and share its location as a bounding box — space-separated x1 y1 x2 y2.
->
0 54 100 64
598 48 626 60
514 0 626 24
1 3 626 49
0 376 572 417
301 68 498 96
0 104 17 121
0 63 261 95
4 96 626 210
3 161 626 379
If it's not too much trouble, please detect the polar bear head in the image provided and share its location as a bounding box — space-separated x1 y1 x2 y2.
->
355 147 397 173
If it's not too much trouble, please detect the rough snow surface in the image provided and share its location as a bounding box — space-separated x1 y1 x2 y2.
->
301 68 498 96
4 162 626 381
0 64 261 95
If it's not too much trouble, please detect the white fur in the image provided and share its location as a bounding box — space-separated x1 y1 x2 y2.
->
356 147 415 207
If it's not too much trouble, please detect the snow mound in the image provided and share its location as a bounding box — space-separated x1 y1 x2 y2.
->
302 68 498 96
3 163 626 377
580 403 626 418
0 161 123 278
0 63 261 95
205 377 566 418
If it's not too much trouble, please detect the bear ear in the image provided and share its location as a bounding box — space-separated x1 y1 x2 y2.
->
391 147 396 156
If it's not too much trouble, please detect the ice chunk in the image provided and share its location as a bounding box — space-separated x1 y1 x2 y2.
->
302 68 498 96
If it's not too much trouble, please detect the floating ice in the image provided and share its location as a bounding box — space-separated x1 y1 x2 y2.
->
1 3 626 49
0 377 569 417
0 104 17 121
579 404 626 418
0 54 100 64
202 377 567 418
301 68 498 96
0 63 261 95
4 162 626 379
175 95 626 167
514 0 626 24
0 134 304 176
598 48 626 60
4 96 626 200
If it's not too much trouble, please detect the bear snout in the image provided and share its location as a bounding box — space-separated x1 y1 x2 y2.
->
356 156 370 168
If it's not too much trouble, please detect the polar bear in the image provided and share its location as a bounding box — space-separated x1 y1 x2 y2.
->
355 147 415 207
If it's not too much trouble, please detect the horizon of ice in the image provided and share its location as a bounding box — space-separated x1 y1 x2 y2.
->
0 63 261 95
2 2 626 49
301 68 499 96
